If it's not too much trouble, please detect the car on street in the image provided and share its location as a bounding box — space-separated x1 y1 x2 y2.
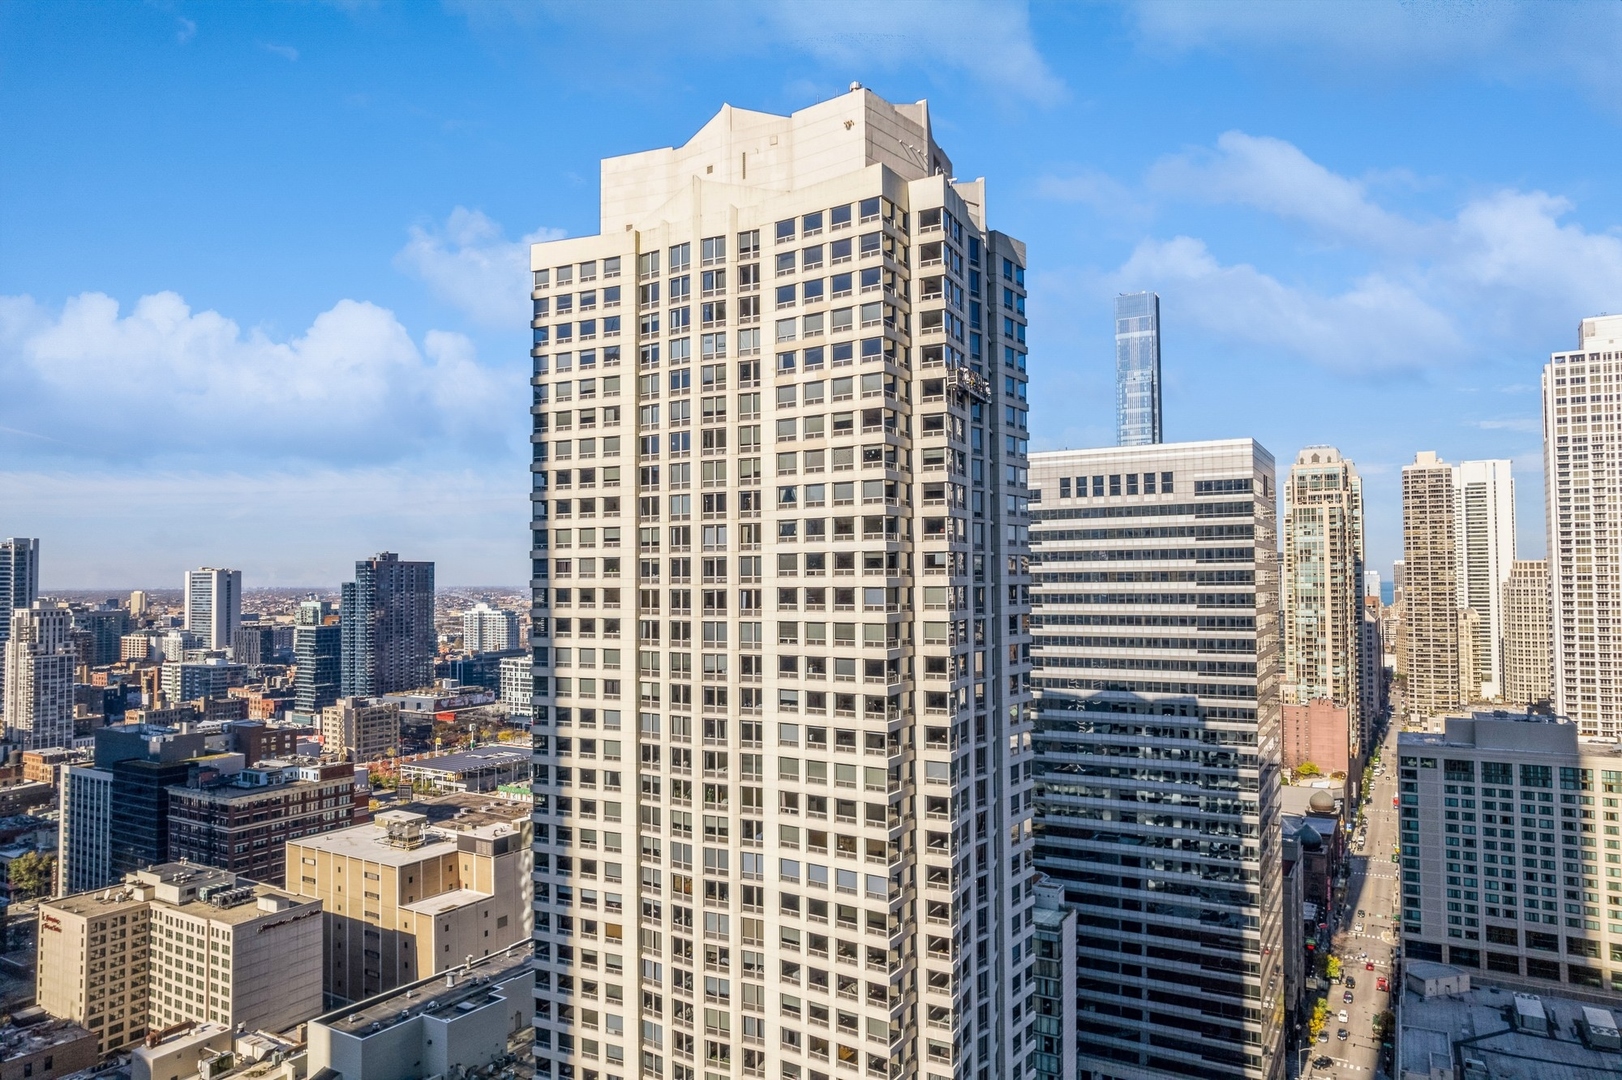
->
1337 1028 1349 1040
1338 1010 1349 1023
1366 960 1375 970
1314 1055 1334 1068
1343 990 1354 1003
1354 924 1364 933
1357 909 1364 918
1345 976 1355 989
1317 1031 1329 1044
1377 977 1388 992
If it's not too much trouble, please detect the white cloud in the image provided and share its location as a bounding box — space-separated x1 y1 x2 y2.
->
446 0 1065 106
1148 132 1425 251
1110 235 1460 374
1125 0 1622 107
263 42 299 61
1081 132 1622 375
1470 418 1541 434
760 0 1065 106
0 290 516 465
395 207 564 327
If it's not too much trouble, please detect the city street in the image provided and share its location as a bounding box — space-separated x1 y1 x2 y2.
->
1308 724 1401 1080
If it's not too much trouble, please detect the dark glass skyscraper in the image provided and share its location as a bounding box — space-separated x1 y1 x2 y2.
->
339 552 435 697
294 599 341 714
1115 291 1162 446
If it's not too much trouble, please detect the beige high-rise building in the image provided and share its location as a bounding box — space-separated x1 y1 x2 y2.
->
320 696 400 763
528 87 1037 1080
1543 314 1622 735
1501 559 1551 710
1403 452 1464 719
1283 445 1366 756
3 602 75 749
285 798 532 1005
36 864 323 1056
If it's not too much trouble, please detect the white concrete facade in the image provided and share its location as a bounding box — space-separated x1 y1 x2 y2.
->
462 602 521 653
185 568 242 652
1453 459 1516 701
3 602 75 749
529 87 1036 1080
1544 315 1622 736
57 764 114 896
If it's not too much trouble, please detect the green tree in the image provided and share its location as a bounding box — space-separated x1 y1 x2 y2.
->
1324 954 1343 980
1296 762 1323 778
6 851 54 899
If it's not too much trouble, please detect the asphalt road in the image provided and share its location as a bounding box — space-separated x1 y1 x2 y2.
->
1308 724 1400 1080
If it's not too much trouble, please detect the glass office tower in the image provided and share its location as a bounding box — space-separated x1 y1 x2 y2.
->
1114 292 1161 447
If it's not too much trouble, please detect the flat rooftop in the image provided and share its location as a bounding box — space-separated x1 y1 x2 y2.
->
397 790 533 829
401 887 489 917
0 1017 96 1059
290 802 524 867
398 745 529 774
317 945 531 1036
1401 980 1622 1079
49 864 311 925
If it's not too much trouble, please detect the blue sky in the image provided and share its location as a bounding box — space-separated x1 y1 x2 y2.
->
3 0 1620 587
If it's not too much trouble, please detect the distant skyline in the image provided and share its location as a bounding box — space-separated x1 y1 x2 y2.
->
3 1 1620 585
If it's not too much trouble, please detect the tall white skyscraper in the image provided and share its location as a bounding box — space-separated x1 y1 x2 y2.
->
462 601 521 653
1452 459 1515 700
1029 440 1284 1080
1114 291 1162 446
3 602 75 750
183 567 242 651
1544 313 1622 735
528 87 1043 1080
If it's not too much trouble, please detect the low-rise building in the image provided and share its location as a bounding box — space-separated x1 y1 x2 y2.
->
1397 967 1622 1079
165 759 370 885
22 747 88 785
379 686 496 717
306 945 532 1080
284 796 532 1005
223 721 315 765
396 746 529 794
36 864 323 1055
0 1013 99 1080
1282 697 1352 777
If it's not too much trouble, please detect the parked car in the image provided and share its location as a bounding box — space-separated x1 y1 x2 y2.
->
1345 976 1356 989
1344 990 1355 1003
1377 977 1389 992
1337 1028 1349 1040
1338 1010 1349 1023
